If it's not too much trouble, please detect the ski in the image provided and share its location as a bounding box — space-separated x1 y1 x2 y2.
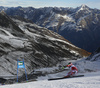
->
48 75 84 81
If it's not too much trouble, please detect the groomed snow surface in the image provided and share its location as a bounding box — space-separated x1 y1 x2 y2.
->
0 71 100 88
0 58 100 88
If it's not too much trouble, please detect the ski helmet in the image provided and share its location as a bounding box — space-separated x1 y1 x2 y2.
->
67 62 72 67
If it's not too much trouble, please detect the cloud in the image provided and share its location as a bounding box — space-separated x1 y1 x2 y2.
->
87 2 100 9
0 0 6 3
0 0 5 1
0 0 19 7
0 0 100 9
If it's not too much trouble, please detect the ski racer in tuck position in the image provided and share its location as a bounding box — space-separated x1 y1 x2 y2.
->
62 62 78 77
48 62 84 80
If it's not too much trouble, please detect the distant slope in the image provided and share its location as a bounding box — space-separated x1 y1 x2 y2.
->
74 47 100 73
86 47 100 61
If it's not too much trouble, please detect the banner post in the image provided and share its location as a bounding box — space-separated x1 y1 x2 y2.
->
23 59 28 81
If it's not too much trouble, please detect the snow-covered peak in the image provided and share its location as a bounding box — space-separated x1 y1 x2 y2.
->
76 4 90 12
81 4 88 8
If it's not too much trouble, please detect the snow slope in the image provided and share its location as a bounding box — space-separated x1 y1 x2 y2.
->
0 56 100 88
0 51 100 88
0 71 100 88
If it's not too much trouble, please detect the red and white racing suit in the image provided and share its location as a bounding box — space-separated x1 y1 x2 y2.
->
67 65 78 76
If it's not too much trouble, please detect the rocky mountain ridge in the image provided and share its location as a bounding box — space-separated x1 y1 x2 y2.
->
0 12 90 76
1 5 100 52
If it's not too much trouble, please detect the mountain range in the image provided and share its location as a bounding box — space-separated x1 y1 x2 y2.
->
0 12 90 76
0 5 100 52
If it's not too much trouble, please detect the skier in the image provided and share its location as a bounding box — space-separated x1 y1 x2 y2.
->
48 62 84 80
62 62 78 77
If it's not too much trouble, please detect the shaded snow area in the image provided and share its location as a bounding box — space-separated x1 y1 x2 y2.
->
0 71 100 88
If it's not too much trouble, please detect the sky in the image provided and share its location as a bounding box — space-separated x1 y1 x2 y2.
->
0 0 100 9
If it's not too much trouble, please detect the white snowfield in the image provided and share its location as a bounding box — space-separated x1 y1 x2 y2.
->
0 71 100 88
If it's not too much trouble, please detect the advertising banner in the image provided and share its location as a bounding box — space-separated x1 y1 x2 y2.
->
17 59 28 82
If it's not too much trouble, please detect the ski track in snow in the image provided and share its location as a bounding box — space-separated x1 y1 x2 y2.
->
0 71 100 88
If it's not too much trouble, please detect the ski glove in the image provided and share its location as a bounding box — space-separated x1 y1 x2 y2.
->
62 66 67 69
62 67 65 69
